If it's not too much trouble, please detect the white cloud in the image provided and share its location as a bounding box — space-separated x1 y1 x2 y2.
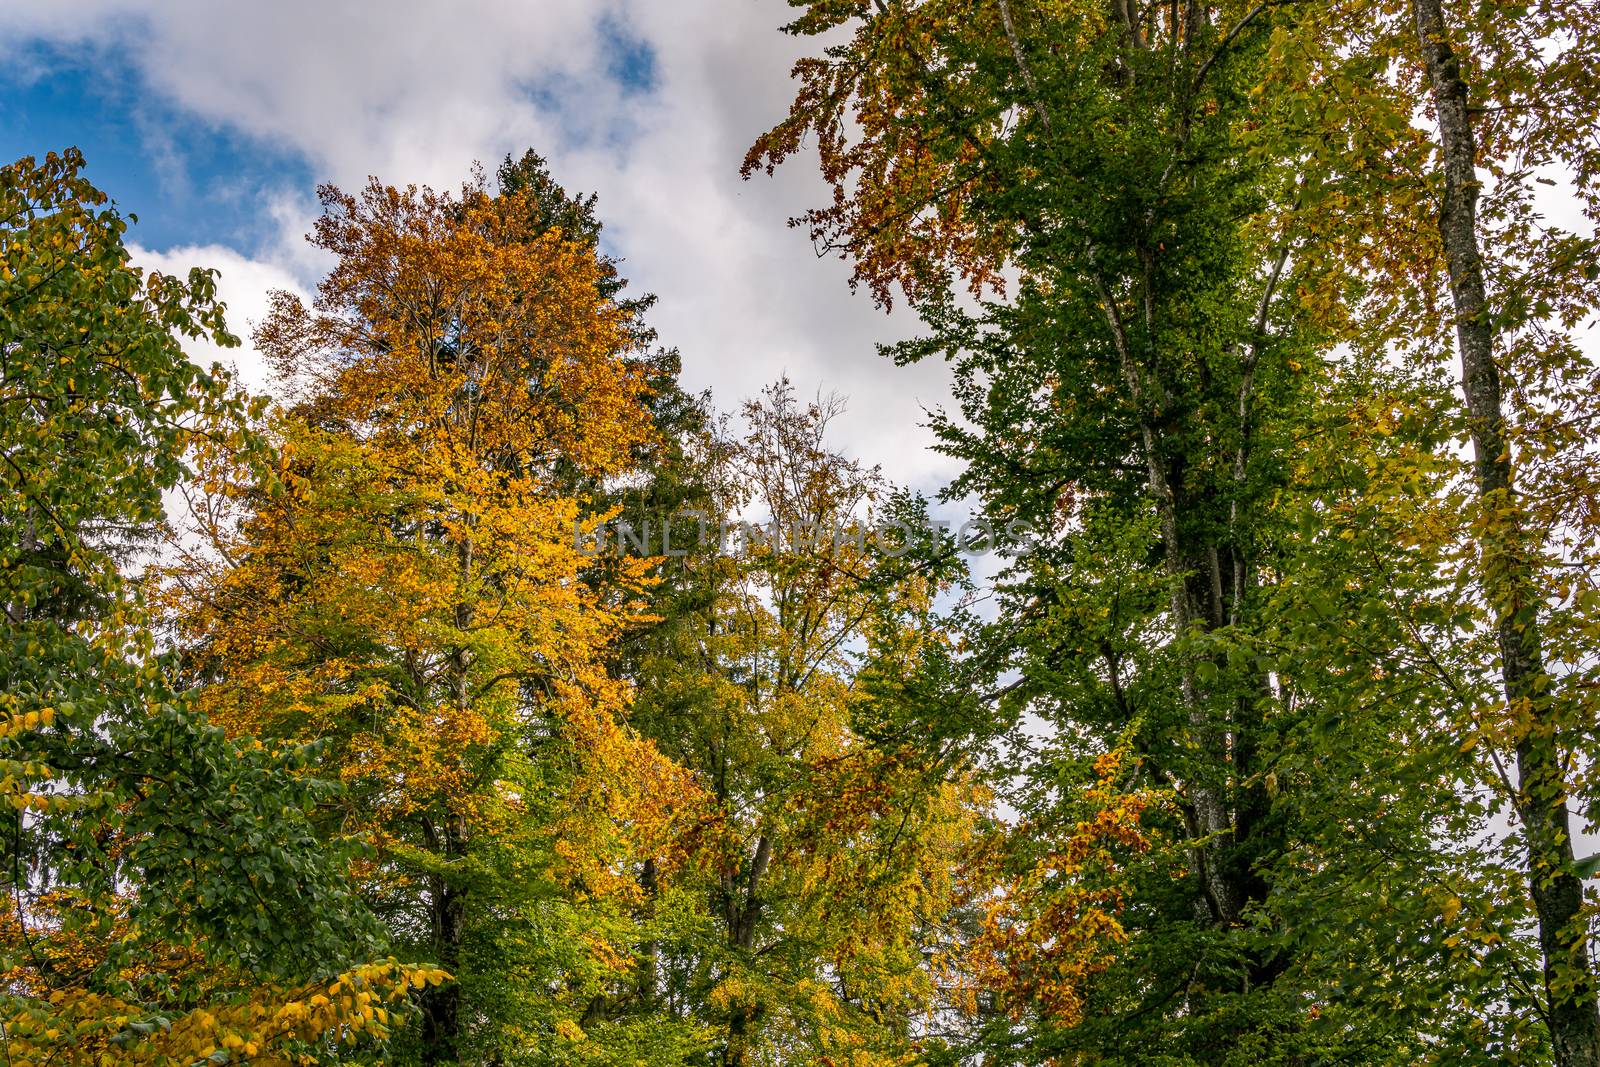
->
129 242 310 398
2 0 965 494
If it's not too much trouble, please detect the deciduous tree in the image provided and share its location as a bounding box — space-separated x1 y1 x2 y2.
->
0 148 421 1065
167 173 706 1064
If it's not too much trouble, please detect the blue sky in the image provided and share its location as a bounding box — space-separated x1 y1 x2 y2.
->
1 41 314 252
0 15 661 255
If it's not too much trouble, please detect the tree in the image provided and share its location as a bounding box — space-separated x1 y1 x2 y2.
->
167 173 705 1064
1408 4 1599 1059
0 148 427 1066
1258 0 1600 1056
745 0 1518 1058
748 0 1306 1044
624 382 987 1066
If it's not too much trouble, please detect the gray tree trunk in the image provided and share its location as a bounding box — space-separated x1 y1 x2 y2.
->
1411 1 1600 1061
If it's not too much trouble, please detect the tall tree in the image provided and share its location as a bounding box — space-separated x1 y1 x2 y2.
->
625 382 986 1066
1261 0 1600 1056
168 174 705 1064
0 149 429 1066
749 0 1303 1031
1408 4 1599 1059
746 0 1507 1058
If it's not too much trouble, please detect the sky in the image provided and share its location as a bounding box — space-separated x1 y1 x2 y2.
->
0 0 961 497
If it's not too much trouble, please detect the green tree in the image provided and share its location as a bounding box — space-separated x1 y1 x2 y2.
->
1408 5 1599 1059
0 148 420 1065
624 382 986 1066
1258 0 1600 1057
746 0 1515 1059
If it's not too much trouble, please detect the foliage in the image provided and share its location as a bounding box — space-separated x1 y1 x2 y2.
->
620 382 988 1067
9 0 1600 1052
165 170 709 1064
0 149 415 1065
747 0 1600 1062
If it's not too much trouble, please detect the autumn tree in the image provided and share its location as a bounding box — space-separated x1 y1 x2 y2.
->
491 150 720 694
166 172 706 1064
1237 0 1600 1058
620 381 986 1066
747 0 1309 1040
1409 8 1600 1054
746 0 1515 1059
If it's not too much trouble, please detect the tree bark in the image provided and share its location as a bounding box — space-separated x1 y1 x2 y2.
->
420 872 465 1064
639 856 661 1009
1090 263 1243 927
1411 1 1600 1061
419 534 476 1064
719 833 772 1066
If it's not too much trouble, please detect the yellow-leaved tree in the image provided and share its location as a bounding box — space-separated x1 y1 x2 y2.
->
627 382 989 1067
165 175 707 1064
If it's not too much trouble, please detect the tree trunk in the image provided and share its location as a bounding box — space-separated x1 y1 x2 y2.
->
420 874 465 1064
418 535 476 1063
639 856 660 1009
1089 266 1246 927
1411 2 1600 1061
718 834 772 1067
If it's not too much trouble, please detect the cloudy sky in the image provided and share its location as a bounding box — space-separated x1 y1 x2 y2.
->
0 0 960 495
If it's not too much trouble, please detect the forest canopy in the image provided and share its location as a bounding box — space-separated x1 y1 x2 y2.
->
3 1 1600 1064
